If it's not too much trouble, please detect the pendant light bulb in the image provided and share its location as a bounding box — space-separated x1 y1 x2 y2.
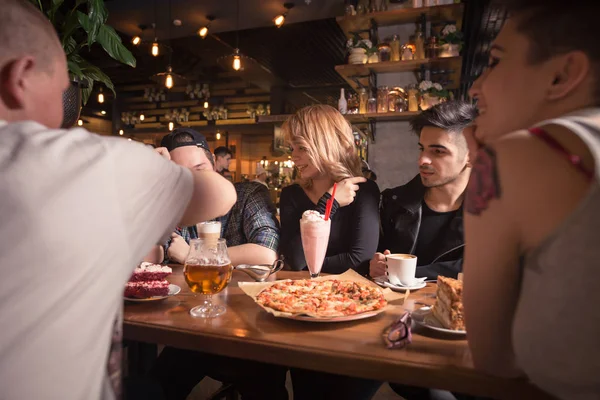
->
139 113 145 121
232 49 242 71
77 119 83 126
132 36 141 45
274 14 285 28
98 90 104 104
168 122 174 131
165 74 174 89
216 132 221 140
119 129 124 136
151 41 159 56
204 101 209 109
198 26 209 38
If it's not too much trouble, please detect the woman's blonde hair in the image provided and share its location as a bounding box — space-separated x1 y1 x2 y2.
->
282 104 362 188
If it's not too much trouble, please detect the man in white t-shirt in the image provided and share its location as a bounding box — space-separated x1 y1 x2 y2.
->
0 1 236 399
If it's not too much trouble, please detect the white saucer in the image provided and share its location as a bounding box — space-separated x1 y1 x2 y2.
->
412 306 466 335
373 277 427 292
125 284 181 302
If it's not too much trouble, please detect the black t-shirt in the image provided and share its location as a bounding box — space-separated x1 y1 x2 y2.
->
414 200 459 266
279 180 381 275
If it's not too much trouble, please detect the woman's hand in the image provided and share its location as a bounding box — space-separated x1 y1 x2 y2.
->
332 177 367 207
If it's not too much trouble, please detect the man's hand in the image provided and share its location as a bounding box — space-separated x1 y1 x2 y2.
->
333 177 367 207
167 233 190 264
155 147 171 161
369 250 390 278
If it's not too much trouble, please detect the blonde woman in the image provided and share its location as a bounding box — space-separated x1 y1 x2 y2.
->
280 104 380 275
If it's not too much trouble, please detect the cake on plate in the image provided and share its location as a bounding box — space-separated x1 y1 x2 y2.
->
431 276 464 331
124 263 172 299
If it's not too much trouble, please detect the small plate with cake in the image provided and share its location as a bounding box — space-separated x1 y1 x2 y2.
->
412 276 466 335
124 262 181 302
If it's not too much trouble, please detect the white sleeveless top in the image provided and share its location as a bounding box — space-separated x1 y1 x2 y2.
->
513 109 600 400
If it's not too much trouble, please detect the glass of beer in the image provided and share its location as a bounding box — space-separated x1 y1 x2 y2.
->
184 237 233 318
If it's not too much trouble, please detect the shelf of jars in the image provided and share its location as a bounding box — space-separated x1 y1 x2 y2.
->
337 3 464 38
335 56 462 93
257 112 419 125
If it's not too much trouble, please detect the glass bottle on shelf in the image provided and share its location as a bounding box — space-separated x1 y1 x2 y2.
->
359 88 368 114
367 93 377 114
377 86 389 113
407 86 419 112
414 26 425 60
348 93 359 114
338 88 348 114
390 35 401 62
378 42 392 62
426 36 438 59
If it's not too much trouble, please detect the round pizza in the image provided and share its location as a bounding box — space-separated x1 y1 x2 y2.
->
256 279 387 318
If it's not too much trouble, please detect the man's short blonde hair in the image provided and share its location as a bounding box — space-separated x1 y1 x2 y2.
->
0 0 63 73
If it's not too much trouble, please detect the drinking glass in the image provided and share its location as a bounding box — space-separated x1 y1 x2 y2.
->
300 218 331 279
184 238 233 318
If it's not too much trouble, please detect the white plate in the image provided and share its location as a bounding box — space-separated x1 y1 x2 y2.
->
124 284 181 302
412 306 466 335
373 277 427 292
277 310 382 323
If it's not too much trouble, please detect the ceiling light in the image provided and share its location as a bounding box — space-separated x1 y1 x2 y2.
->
198 15 215 39
216 132 221 140
132 36 141 45
274 3 294 28
98 88 104 104
77 119 83 126
273 14 285 27
128 138 132 141
204 101 209 108
232 48 242 71
168 121 174 131
100 110 106 115
139 113 145 121
151 41 159 56
165 73 174 89
119 129 124 135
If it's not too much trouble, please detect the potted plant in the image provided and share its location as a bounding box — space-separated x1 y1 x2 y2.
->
346 34 375 65
438 24 463 58
31 0 136 127
418 81 450 110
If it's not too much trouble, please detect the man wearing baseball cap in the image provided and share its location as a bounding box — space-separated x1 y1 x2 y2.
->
147 128 284 399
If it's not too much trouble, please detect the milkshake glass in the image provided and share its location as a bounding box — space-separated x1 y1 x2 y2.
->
300 210 331 278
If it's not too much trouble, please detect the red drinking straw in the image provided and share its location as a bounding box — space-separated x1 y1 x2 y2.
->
324 183 337 221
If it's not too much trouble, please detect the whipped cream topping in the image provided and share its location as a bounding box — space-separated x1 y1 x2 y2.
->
137 262 172 273
301 210 326 223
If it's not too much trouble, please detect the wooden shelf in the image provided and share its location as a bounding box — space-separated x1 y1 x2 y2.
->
335 56 462 92
337 3 464 37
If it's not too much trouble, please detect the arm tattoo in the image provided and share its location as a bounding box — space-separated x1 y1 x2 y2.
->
465 146 502 215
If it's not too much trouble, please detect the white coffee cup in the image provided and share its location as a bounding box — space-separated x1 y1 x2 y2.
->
386 254 418 286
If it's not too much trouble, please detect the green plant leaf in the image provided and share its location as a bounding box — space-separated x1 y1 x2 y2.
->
77 12 136 68
80 62 115 96
64 37 77 56
49 0 65 21
30 0 43 13
67 59 84 79
61 10 81 48
85 0 108 47
80 75 94 105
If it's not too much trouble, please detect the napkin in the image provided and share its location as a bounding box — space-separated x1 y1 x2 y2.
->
383 312 412 349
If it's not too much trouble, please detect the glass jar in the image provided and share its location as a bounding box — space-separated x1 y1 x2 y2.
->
407 87 419 112
414 27 425 60
388 87 407 112
390 35 401 62
367 96 377 113
359 88 368 114
426 36 438 59
377 86 389 113
348 93 359 114
401 44 414 61
378 42 392 62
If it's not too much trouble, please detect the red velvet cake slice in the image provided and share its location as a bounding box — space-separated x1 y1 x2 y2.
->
129 262 172 282
124 280 170 299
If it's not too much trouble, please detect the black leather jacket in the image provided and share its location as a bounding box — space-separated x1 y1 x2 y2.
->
379 175 464 279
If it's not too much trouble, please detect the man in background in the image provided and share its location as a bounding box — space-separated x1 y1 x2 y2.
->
214 146 233 174
253 164 269 188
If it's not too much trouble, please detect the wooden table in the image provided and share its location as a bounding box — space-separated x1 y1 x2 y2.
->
124 269 552 400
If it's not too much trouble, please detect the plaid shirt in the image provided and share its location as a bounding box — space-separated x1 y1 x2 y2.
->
164 182 279 262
